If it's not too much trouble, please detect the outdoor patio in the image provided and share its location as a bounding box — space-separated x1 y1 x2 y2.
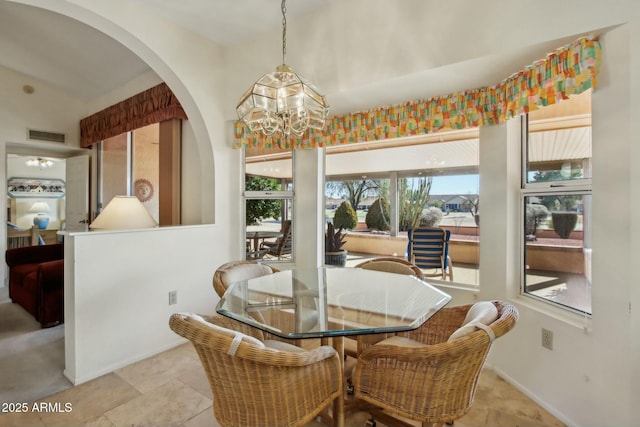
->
346 250 589 313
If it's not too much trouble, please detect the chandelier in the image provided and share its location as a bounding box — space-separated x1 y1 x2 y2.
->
26 157 53 168
236 0 329 137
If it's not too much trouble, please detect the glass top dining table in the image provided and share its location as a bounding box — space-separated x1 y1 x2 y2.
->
215 266 452 340
215 266 451 427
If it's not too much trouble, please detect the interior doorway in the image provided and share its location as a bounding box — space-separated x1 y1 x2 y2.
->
1 150 81 403
6 154 67 237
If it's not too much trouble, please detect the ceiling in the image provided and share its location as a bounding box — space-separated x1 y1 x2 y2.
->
0 1 591 117
0 1 149 102
128 0 329 47
0 0 328 102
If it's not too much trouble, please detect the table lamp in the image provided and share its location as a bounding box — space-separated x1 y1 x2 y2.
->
89 195 158 230
29 201 51 229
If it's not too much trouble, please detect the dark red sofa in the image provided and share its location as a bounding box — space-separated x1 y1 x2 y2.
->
6 243 64 328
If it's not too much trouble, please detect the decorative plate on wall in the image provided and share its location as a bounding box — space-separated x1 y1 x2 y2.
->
134 178 154 202
8 177 65 198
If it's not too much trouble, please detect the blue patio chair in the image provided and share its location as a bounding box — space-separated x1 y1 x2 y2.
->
407 227 454 281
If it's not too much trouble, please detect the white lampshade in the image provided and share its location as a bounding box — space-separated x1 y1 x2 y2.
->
29 201 51 213
89 196 158 230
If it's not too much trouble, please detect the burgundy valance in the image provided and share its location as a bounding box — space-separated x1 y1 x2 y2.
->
80 82 187 148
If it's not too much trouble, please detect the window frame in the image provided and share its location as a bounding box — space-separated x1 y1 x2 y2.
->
243 149 295 262
324 134 481 287
520 114 592 315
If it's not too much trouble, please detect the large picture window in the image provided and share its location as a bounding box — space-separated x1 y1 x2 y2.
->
521 90 592 314
325 131 480 286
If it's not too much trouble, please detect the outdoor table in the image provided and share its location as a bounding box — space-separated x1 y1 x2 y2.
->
216 267 451 427
245 230 282 252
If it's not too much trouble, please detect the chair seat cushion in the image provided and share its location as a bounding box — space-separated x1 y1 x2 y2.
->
448 301 499 341
374 335 427 348
264 340 305 352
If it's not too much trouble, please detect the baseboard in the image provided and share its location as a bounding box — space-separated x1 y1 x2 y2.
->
486 363 576 427
64 337 187 385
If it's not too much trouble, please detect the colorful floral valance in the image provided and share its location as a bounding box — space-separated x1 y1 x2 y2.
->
80 83 187 148
234 36 600 150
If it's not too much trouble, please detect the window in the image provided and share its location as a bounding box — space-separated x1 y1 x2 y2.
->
98 123 160 222
521 90 592 314
244 149 294 261
97 120 182 226
240 131 481 281
325 132 480 285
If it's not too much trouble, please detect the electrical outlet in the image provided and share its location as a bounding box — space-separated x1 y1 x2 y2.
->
542 328 553 350
168 290 178 305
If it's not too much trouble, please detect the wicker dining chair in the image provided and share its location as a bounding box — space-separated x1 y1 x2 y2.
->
353 300 518 427
212 260 313 347
355 257 425 280
346 257 425 358
212 260 279 298
169 312 342 427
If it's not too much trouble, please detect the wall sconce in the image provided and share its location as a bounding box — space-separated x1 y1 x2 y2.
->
89 196 158 230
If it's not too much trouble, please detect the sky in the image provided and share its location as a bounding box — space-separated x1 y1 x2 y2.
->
423 175 479 196
324 174 480 199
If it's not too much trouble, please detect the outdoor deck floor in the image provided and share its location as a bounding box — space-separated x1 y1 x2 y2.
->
346 252 590 313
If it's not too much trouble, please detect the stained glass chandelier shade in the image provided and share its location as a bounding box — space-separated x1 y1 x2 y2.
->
236 0 329 137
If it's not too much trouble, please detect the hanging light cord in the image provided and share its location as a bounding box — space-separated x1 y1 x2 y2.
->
281 0 287 65
236 0 328 137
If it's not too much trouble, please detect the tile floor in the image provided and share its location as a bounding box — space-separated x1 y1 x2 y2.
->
0 262 567 427
0 339 566 427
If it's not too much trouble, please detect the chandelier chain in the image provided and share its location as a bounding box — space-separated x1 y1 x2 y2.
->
281 0 287 64
236 0 328 137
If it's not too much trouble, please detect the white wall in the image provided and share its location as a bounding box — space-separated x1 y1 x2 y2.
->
0 65 85 148
222 0 631 119
62 0 224 225
294 149 325 268
64 225 224 384
478 26 636 427
0 64 84 283
29 0 244 380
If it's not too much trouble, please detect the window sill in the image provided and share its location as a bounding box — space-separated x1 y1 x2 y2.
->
511 293 592 333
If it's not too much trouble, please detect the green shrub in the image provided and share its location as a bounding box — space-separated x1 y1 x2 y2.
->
365 197 390 231
333 201 357 230
525 204 549 236
551 212 578 239
419 207 443 227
